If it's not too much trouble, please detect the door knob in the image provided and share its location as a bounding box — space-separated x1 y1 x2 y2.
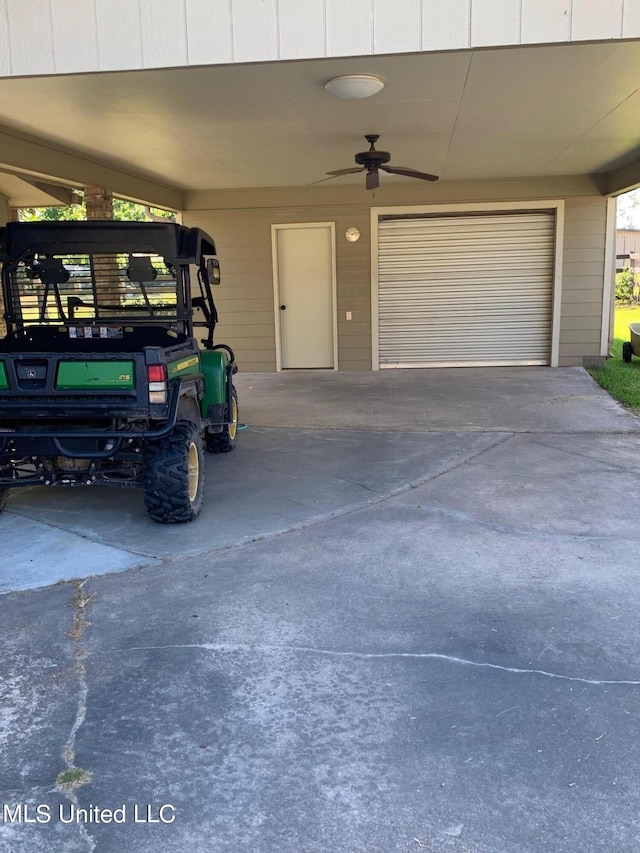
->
280 305 286 310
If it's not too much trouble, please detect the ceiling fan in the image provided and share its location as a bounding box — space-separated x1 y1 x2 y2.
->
318 134 439 190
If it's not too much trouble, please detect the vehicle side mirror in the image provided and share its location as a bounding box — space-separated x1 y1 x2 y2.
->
206 258 221 285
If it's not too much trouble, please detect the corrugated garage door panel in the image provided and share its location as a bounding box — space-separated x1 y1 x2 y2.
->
378 212 555 367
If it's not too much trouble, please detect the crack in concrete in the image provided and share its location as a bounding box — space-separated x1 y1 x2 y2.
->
105 642 640 687
57 580 96 853
333 475 384 494
399 504 638 542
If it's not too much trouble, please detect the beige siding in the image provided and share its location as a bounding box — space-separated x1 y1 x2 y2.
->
559 197 608 367
0 0 637 77
184 178 609 372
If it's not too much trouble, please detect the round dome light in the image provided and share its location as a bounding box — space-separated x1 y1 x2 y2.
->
324 75 384 99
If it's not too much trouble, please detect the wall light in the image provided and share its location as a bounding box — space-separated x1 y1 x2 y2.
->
324 75 384 99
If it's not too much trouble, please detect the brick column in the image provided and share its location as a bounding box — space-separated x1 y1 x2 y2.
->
83 186 118 304
0 197 10 336
84 185 113 220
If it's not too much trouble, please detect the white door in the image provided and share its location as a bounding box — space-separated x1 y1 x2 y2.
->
273 224 336 369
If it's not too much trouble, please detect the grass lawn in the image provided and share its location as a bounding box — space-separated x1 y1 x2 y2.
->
589 305 640 412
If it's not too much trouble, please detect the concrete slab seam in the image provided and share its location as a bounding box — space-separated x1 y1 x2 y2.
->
153 432 516 566
102 642 640 687
399 504 640 542
525 434 640 476
248 425 640 435
2 507 161 563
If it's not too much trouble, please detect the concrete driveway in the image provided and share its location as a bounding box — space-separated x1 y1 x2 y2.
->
1 367 640 852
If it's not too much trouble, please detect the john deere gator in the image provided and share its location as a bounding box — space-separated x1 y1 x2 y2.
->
0 220 238 523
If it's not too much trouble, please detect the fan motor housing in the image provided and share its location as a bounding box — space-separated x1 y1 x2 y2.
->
355 149 390 166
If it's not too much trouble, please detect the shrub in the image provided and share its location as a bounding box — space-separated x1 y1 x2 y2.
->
616 267 635 302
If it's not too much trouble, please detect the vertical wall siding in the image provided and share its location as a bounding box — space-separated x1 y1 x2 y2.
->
0 3 9 77
374 0 421 54
231 0 279 62
572 0 625 40
186 0 233 66
326 0 374 57
6 0 55 75
471 0 521 47
1 0 637 77
521 0 571 44
50 0 100 75
95 0 143 71
278 0 326 60
421 0 471 50
139 0 188 68
623 0 640 36
559 198 608 367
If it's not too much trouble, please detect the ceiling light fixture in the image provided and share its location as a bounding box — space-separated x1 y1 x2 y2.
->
324 75 384 99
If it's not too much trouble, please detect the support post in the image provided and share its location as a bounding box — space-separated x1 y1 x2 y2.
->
84 185 113 220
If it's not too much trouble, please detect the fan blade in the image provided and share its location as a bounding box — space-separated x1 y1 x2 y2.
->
326 167 366 177
366 169 379 191
380 164 439 182
309 168 365 185
309 174 342 185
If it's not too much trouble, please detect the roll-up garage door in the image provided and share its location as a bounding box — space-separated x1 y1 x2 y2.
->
377 211 555 367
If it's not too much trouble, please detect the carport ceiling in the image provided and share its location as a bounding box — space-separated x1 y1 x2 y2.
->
0 39 639 204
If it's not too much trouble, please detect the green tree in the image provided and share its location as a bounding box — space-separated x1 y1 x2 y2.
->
19 204 85 221
19 195 175 223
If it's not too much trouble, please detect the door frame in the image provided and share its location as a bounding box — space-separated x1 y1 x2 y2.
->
370 200 565 370
271 222 339 371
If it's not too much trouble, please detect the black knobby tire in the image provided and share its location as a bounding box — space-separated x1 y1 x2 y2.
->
622 341 633 363
206 387 238 454
143 421 205 523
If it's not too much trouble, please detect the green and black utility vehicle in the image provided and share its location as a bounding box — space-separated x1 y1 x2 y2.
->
0 220 238 523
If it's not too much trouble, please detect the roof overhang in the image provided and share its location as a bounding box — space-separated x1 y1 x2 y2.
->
0 39 638 207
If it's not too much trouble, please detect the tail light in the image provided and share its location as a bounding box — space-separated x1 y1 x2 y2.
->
147 364 168 404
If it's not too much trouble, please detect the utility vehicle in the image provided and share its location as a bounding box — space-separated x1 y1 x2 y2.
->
0 220 237 523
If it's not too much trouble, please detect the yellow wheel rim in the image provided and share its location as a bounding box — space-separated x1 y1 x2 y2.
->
187 441 199 502
228 395 238 441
